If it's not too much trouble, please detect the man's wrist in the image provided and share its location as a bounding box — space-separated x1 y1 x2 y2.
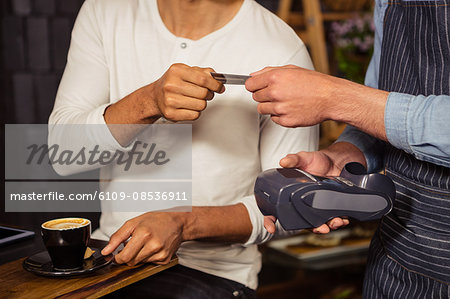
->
323 141 366 170
176 204 252 244
178 209 197 242
103 84 161 125
325 77 389 140
324 77 362 123
135 83 161 122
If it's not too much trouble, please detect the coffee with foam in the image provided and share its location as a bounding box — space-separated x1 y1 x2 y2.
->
41 217 91 270
42 218 90 230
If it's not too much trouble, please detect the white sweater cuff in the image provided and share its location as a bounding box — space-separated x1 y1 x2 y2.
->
238 195 274 246
85 104 135 152
238 195 303 246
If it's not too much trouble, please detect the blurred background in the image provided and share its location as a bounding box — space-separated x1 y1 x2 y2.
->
1 1 376 298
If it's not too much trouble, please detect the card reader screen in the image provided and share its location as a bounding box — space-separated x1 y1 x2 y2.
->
276 168 315 182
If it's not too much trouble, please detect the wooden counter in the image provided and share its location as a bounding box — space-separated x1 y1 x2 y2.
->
0 239 177 299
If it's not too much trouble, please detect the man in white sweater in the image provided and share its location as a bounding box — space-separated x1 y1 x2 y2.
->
49 0 342 297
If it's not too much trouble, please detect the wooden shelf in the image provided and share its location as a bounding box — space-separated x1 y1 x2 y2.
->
277 0 368 75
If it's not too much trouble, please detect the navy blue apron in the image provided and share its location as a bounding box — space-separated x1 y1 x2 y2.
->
363 1 450 298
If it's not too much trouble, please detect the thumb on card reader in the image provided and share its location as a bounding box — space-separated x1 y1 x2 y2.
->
254 162 395 230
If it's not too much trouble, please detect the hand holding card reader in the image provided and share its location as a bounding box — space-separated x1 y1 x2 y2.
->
254 162 395 230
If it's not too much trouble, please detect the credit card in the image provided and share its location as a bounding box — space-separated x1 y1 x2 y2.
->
211 72 251 85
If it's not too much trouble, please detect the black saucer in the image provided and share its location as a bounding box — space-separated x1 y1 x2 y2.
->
23 248 113 277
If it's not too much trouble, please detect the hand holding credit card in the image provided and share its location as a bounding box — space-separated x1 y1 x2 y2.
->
211 72 251 85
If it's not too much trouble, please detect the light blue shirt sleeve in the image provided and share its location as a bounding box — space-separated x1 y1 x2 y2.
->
385 92 450 167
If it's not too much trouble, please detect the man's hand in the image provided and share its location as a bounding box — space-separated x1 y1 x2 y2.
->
264 216 349 235
263 143 369 235
245 65 389 141
103 63 225 145
150 63 225 122
101 212 187 266
245 65 332 128
100 204 253 266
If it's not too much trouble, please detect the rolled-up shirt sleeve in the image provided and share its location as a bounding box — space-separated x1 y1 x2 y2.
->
239 195 292 246
385 92 450 168
338 92 450 171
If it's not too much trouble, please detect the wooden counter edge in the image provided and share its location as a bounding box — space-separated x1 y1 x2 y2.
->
56 258 178 299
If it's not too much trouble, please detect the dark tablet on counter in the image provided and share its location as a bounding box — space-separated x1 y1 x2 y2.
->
0 226 35 247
